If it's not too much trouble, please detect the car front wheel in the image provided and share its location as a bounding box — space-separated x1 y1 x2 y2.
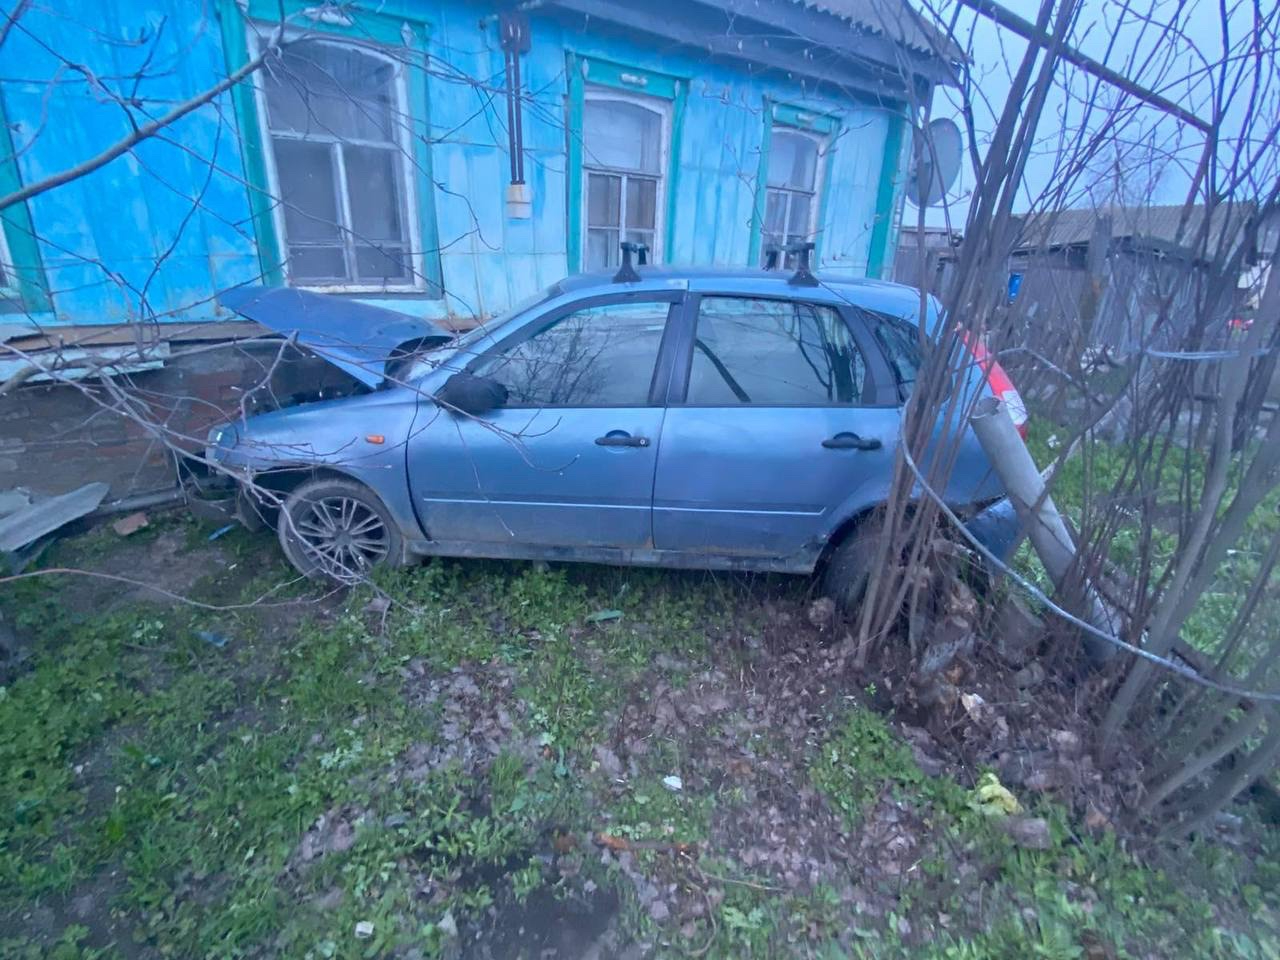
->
278 478 403 583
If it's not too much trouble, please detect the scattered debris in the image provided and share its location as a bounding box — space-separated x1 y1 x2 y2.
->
207 522 237 541
662 774 683 792
195 630 229 649
354 920 374 939
585 608 624 623
971 772 1022 816
0 481 108 553
112 511 150 537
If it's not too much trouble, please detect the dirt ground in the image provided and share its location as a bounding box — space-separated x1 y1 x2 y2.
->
1 512 1276 959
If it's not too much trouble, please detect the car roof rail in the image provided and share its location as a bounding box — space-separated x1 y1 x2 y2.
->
785 241 818 286
614 241 648 283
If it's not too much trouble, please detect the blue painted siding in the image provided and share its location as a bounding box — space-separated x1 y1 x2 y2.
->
1 0 908 329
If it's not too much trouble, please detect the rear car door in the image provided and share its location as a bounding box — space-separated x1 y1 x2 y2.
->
652 292 900 562
407 292 681 549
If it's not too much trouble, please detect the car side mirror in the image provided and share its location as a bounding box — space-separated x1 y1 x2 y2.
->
435 372 508 416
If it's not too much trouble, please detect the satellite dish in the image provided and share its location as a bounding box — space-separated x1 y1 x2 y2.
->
906 118 963 207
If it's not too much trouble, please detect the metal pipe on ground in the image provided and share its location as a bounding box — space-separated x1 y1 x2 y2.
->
969 396 1117 661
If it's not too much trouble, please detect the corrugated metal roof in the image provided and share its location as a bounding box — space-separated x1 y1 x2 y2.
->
795 0 962 59
1018 204 1254 258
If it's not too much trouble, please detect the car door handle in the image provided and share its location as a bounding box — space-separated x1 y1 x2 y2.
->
595 433 650 448
822 432 882 451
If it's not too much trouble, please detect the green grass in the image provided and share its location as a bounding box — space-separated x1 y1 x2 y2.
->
1019 415 1280 662
2 527 1277 958
809 706 1280 960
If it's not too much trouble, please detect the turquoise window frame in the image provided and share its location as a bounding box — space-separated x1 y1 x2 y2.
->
866 109 909 279
748 100 841 267
215 0 443 293
0 92 51 313
564 53 686 274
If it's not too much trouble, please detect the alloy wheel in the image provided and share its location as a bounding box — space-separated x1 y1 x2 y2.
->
289 495 389 582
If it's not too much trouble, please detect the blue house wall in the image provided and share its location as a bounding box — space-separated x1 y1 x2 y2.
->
0 0 912 330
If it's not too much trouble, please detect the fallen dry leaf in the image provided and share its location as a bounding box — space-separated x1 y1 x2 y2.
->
112 511 149 536
552 831 577 853
596 832 630 852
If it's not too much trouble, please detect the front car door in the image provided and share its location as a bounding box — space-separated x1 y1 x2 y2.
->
407 292 681 551
652 291 900 567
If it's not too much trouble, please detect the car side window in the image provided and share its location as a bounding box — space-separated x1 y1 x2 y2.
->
866 311 923 402
471 299 671 407
685 296 867 405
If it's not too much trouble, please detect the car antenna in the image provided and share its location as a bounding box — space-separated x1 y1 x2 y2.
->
785 241 818 286
763 246 779 270
613 241 647 283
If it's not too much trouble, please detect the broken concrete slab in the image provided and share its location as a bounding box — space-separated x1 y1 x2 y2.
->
0 481 108 553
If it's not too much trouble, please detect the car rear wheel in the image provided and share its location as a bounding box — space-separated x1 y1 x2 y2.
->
278 478 402 583
821 517 886 613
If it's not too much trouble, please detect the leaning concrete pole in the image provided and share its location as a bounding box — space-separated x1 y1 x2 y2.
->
969 396 1117 661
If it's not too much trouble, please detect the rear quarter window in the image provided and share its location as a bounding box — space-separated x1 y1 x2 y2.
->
867 312 924 402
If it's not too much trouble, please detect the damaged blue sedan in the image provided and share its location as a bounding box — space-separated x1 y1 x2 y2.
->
210 252 1023 607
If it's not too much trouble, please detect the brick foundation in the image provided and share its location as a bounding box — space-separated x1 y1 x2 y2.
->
0 340 356 501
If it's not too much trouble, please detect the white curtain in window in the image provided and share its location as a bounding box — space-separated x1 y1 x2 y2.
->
762 129 824 268
582 95 666 270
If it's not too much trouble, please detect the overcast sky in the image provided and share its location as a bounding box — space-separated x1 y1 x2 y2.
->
907 0 1273 228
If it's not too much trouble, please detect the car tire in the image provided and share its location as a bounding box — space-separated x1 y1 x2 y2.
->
821 516 886 613
278 477 403 583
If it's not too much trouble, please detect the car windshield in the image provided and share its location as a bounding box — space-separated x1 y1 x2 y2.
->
451 286 561 355
394 285 561 383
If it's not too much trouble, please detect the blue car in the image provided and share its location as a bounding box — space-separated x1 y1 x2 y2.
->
211 254 1021 606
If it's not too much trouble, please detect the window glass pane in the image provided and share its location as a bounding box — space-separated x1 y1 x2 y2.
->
263 41 396 142
355 245 411 283
626 177 657 230
288 246 347 283
274 139 342 243
686 297 865 405
787 193 813 239
346 145 404 242
767 130 819 190
869 311 922 401
586 228 618 270
761 190 787 265
583 98 662 173
764 190 787 237
587 173 621 228
472 300 671 406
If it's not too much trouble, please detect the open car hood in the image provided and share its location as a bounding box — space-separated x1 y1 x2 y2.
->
218 286 454 388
